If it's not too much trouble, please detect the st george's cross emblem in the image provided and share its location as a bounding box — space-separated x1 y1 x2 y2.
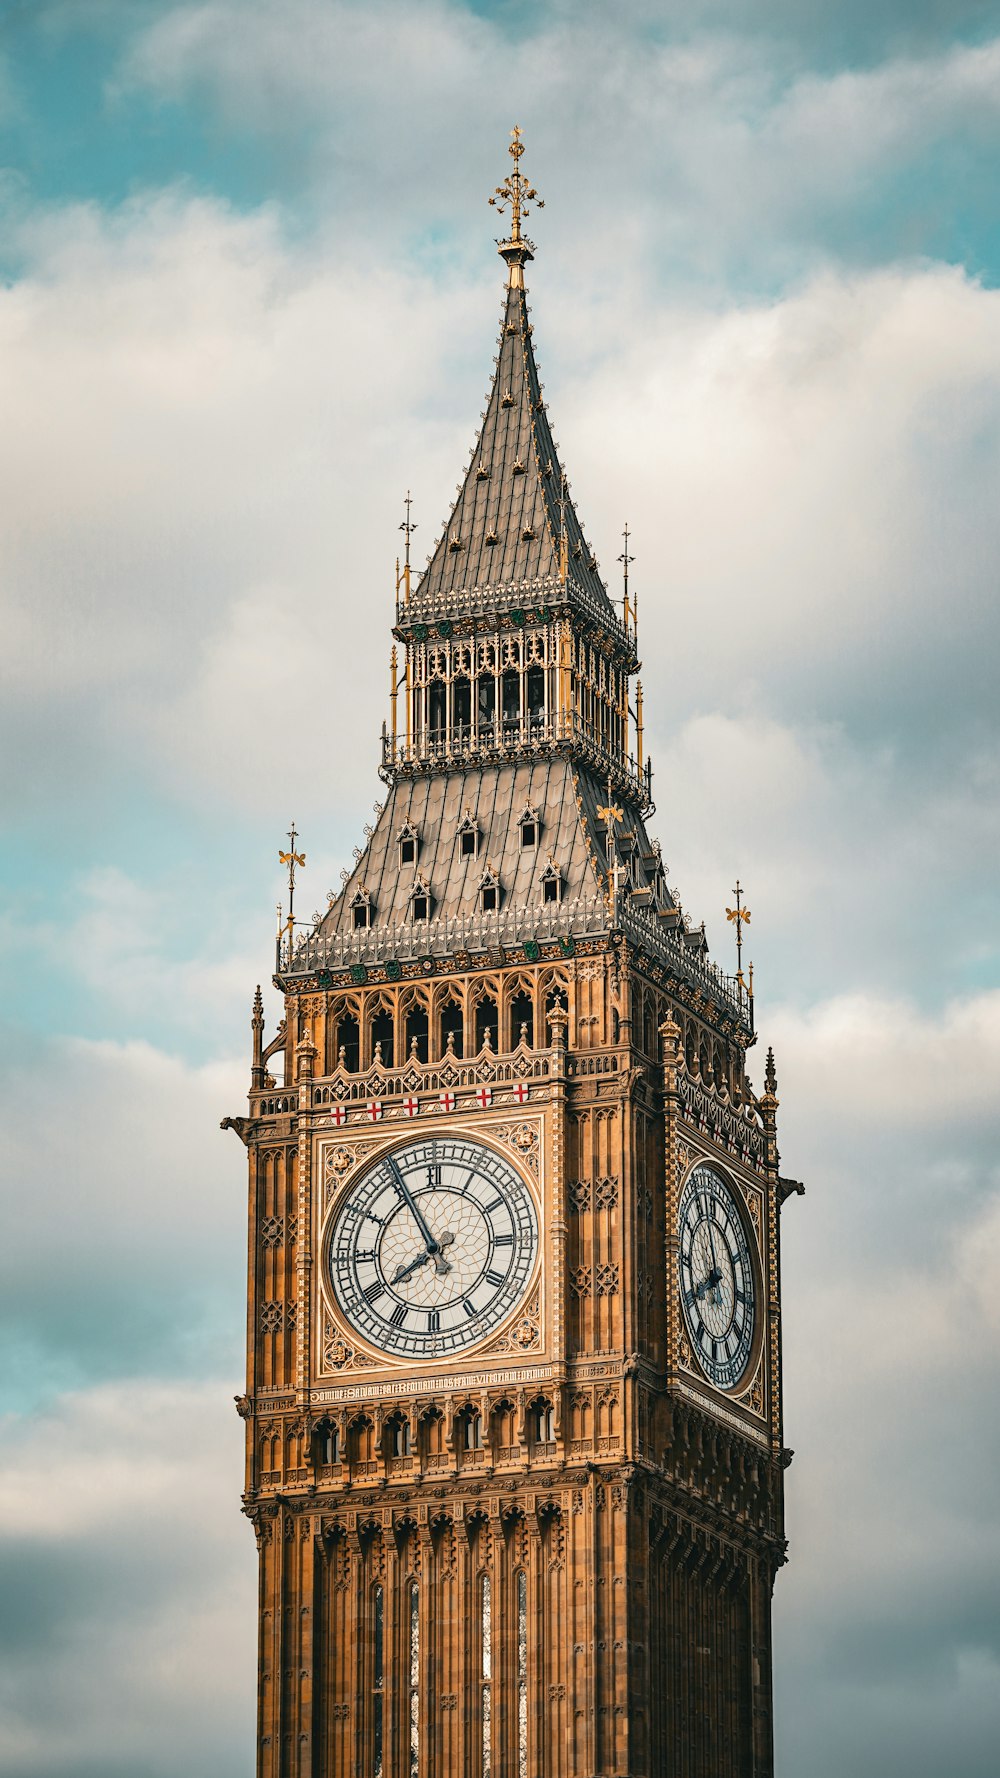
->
476 1085 493 1109
512 1080 530 1104
365 1100 383 1122
327 1104 348 1127
439 1090 456 1113
402 1096 419 1117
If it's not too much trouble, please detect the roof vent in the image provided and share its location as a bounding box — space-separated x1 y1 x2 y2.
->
512 459 525 477
448 533 463 552
476 462 491 480
521 526 536 541
485 529 499 546
501 389 515 409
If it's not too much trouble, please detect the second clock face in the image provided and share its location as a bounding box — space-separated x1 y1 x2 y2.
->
679 1162 758 1390
328 1136 538 1360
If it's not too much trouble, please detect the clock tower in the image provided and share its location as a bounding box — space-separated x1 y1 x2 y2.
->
224 130 800 1778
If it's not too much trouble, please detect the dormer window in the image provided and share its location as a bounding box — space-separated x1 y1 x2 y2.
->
540 860 563 905
350 889 373 930
397 822 419 867
457 812 480 860
409 875 431 922
479 864 502 914
518 804 541 850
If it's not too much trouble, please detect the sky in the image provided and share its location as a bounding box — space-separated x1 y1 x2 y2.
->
1 1 999 1773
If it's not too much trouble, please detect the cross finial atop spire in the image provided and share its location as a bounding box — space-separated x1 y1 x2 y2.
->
489 125 544 287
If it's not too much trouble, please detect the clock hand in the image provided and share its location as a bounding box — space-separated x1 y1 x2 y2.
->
392 1250 431 1285
386 1156 442 1255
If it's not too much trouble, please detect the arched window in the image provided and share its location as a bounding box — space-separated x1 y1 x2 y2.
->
350 889 373 930
526 663 545 725
405 1004 429 1063
531 1400 555 1443
388 1414 411 1458
440 1000 464 1058
463 1409 484 1450
501 668 520 730
322 1422 340 1465
370 1008 394 1068
335 1013 360 1073
510 992 534 1050
474 998 498 1054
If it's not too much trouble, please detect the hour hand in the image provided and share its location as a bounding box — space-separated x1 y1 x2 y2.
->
392 1251 430 1285
430 1230 455 1275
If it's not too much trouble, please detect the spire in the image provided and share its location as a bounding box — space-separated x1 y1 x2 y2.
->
404 128 628 648
489 124 544 290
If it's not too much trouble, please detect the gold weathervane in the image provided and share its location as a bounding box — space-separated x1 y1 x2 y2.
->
726 880 751 989
489 126 544 285
278 823 306 959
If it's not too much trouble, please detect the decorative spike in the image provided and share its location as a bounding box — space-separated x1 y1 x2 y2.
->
765 1046 777 1095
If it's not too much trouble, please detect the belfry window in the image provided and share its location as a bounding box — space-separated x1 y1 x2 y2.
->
440 1000 464 1058
477 675 496 738
335 1013 360 1073
454 676 472 734
526 664 545 725
428 682 446 739
510 991 534 1049
502 669 520 729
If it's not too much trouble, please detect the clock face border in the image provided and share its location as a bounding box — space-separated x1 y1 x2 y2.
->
320 1128 542 1368
677 1159 762 1395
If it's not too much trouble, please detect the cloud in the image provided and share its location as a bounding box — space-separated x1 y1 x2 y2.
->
771 986 1000 1777
0 1380 255 1778
113 4 1000 282
0 1031 247 1395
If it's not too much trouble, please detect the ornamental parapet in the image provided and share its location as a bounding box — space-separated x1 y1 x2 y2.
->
277 890 750 1032
379 710 652 812
398 570 636 663
677 1069 765 1169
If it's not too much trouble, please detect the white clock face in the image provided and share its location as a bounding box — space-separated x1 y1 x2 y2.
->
679 1163 758 1390
328 1136 538 1360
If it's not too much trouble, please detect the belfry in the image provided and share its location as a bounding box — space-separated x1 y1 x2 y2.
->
225 129 799 1778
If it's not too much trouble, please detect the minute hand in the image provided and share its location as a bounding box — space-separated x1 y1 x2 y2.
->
387 1157 441 1254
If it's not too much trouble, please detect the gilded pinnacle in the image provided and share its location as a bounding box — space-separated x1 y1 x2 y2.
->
489 125 544 287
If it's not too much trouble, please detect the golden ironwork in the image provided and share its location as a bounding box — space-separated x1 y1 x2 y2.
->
397 489 416 605
618 522 635 637
278 823 306 959
488 124 544 246
726 880 751 981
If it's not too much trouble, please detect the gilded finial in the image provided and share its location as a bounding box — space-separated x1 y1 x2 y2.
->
278 824 306 964
726 879 751 988
489 125 544 288
618 523 636 637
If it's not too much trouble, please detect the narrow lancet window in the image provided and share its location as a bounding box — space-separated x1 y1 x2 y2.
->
373 1583 384 1778
481 1572 492 1778
516 1568 528 1778
409 1582 420 1777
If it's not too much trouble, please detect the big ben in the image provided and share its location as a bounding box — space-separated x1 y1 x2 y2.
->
224 129 801 1778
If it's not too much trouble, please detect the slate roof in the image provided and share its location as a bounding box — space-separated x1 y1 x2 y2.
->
407 280 621 636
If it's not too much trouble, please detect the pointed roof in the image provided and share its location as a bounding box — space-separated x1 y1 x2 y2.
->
410 278 617 624
402 129 630 651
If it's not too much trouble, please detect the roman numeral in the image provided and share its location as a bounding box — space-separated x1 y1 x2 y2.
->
363 1282 385 1305
483 1197 503 1214
461 1300 477 1319
426 1311 440 1333
355 1249 376 1263
390 1303 408 1328
485 1269 505 1288
493 1233 513 1247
